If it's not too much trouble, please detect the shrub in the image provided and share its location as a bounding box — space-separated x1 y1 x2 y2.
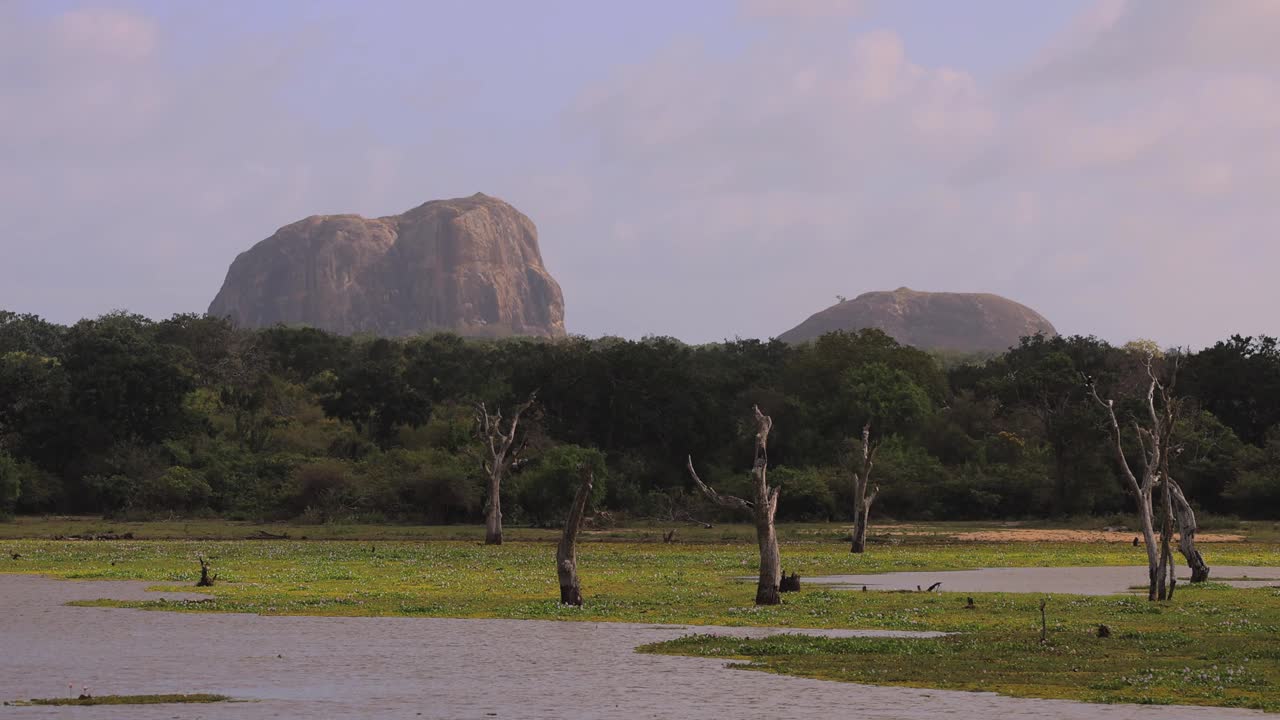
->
13 464 63 513
512 445 607 527
872 438 949 519
361 448 482 523
134 466 212 511
84 474 137 513
770 465 836 521
0 452 63 516
288 460 359 521
0 451 22 518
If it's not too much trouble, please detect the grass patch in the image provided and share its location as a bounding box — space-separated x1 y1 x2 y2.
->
19 693 229 706
641 625 1280 712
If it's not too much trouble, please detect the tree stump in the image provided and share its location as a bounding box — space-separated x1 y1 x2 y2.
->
196 557 216 587
779 571 800 592
556 466 594 606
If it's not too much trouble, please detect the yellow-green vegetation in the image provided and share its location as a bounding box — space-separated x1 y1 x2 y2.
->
643 587 1280 712
3 521 1280 711
19 694 229 706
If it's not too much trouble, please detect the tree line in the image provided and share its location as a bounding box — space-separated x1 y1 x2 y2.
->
1 308 1278 525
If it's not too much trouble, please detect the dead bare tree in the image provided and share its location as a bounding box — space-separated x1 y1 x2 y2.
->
1169 477 1210 582
687 405 782 605
1088 356 1204 599
845 422 880 553
556 465 594 606
474 391 537 545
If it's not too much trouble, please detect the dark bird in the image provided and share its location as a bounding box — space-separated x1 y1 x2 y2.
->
1132 537 1140 547
9 553 19 560
965 597 976 609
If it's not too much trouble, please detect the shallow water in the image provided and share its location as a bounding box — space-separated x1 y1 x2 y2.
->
1 574 1269 719
806 565 1280 595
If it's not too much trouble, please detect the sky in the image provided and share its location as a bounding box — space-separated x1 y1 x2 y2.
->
2 0 1278 349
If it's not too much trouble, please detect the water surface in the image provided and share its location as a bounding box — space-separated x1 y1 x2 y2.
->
2 575 1269 719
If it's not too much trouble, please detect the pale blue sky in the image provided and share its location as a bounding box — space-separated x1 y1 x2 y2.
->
3 0 1277 348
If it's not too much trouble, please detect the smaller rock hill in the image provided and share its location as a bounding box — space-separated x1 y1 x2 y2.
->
777 287 1057 352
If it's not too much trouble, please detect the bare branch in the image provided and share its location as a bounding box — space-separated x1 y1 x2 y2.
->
1089 384 1141 495
686 455 753 513
474 390 539 546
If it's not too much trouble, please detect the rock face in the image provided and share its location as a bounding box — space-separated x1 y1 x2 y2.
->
777 287 1056 352
208 193 565 338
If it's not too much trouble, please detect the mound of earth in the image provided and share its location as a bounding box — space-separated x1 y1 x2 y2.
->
208 193 565 338
778 287 1056 352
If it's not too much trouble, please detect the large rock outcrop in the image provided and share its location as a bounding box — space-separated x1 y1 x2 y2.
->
777 287 1056 352
208 193 565 338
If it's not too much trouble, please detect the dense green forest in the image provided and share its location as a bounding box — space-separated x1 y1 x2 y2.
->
1 309 1278 524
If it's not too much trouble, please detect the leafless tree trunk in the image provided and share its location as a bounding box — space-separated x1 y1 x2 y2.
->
1168 477 1210 582
847 423 880 554
1157 470 1176 600
474 392 537 545
1089 357 1194 600
687 406 781 605
556 466 594 606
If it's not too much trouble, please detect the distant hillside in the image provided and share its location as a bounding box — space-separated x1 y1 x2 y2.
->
777 287 1057 352
208 193 565 338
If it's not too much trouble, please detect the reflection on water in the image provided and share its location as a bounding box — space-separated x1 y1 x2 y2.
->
1 575 1268 719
